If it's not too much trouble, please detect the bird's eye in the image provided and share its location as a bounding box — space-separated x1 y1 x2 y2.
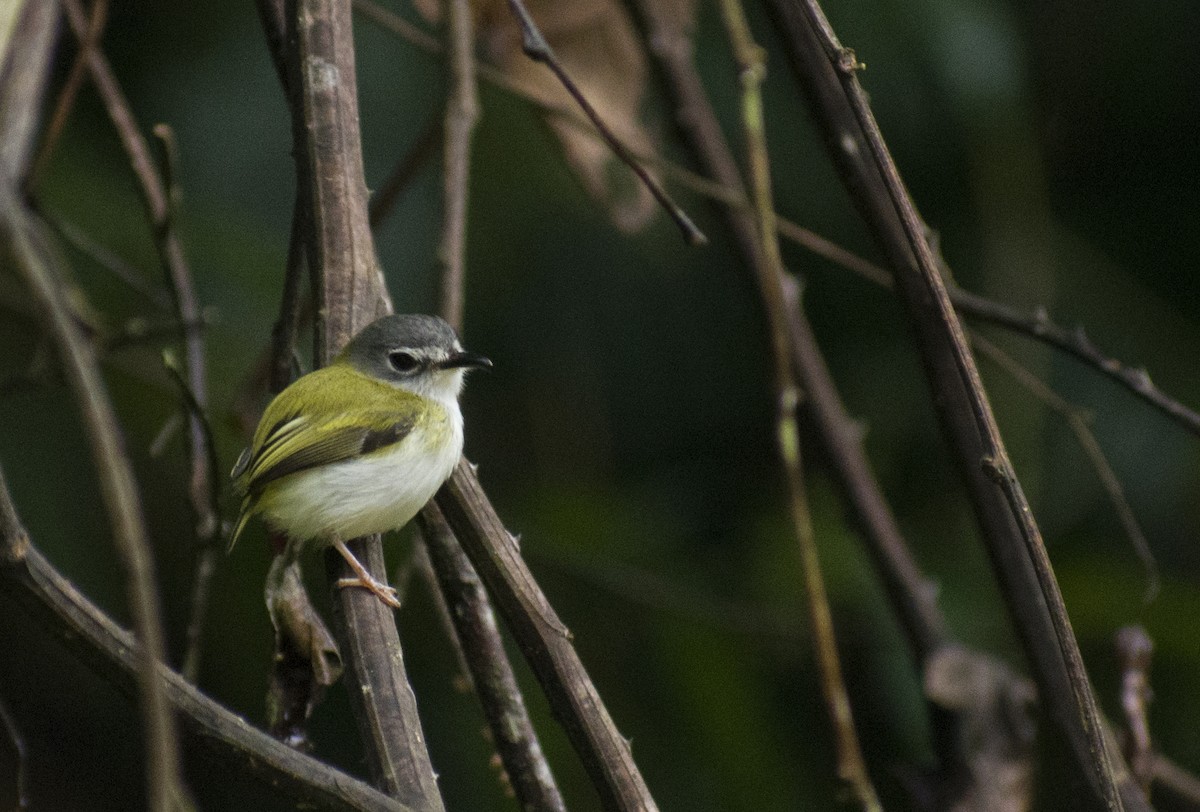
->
388 351 420 374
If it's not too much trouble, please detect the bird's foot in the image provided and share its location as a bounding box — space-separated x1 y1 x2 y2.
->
335 574 402 609
332 538 402 609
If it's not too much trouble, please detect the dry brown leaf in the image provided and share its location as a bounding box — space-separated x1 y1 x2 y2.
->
415 0 664 232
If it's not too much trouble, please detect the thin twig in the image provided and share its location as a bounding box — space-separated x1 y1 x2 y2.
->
419 505 566 812
973 334 1160 603
533 549 804 642
1150 753 1200 809
0 5 191 807
714 1 880 807
767 1 1144 808
954 287 1200 437
24 0 109 189
0 466 413 812
356 0 1200 443
150 123 223 680
37 210 171 309
162 350 226 680
436 462 660 812
437 0 478 333
59 0 220 684
501 0 706 246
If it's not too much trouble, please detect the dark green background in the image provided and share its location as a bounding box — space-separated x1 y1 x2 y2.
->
1 0 1198 809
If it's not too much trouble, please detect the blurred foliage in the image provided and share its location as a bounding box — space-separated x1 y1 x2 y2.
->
1 0 1199 809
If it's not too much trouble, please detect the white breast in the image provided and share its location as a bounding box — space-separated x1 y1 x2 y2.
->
261 397 464 546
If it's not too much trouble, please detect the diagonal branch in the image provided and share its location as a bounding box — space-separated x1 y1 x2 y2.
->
766 2 1148 809
435 462 660 812
502 0 706 246
418 506 566 812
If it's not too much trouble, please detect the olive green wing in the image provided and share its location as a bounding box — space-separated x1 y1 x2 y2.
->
228 397 419 551
240 413 413 496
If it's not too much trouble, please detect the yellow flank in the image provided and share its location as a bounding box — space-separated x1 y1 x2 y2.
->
229 361 454 549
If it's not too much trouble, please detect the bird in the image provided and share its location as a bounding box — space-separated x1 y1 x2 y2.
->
229 313 491 608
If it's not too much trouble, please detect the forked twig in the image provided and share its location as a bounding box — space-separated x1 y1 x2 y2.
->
419 506 566 811
973 334 1160 602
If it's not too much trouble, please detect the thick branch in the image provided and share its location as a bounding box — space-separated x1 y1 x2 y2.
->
260 0 442 807
766 2 1147 809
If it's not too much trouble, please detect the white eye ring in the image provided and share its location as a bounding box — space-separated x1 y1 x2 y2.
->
388 351 420 374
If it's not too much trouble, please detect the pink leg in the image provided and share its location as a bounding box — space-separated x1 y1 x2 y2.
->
332 539 401 609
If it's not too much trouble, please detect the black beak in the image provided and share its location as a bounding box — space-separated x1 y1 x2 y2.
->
438 351 492 370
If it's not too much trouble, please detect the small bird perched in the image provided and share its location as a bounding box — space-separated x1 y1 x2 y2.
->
229 314 491 607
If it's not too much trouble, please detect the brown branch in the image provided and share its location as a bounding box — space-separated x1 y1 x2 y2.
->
261 0 444 807
501 0 706 246
436 0 478 333
0 4 191 808
766 2 1147 809
0 466 414 812
418 505 566 812
436 462 660 812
